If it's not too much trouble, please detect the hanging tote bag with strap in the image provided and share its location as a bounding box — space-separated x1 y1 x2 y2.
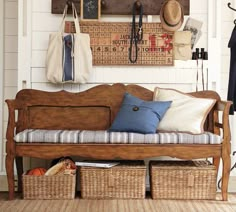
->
46 3 92 84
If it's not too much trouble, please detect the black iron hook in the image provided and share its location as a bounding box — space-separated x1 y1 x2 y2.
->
66 0 72 7
228 3 236 24
228 2 236 11
101 0 106 7
135 0 141 8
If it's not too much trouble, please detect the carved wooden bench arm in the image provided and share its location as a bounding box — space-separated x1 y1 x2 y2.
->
215 100 232 145
5 100 17 143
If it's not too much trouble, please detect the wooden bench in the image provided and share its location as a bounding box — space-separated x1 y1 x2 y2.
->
5 83 232 200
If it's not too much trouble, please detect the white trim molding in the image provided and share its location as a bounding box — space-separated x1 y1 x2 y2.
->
207 0 222 92
18 0 32 90
0 0 4 173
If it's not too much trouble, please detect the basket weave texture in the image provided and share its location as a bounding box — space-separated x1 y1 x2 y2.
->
22 174 76 200
150 160 216 200
80 161 146 199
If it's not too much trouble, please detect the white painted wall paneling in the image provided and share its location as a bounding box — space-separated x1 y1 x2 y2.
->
2 0 19 174
29 0 209 93
18 0 31 90
0 0 4 173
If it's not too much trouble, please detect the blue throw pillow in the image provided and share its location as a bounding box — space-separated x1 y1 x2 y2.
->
109 93 172 134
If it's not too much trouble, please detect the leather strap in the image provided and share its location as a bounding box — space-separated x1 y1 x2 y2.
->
129 2 143 63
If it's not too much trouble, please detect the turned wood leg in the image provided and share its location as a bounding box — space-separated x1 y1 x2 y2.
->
15 157 23 193
213 157 220 177
221 154 231 201
6 154 15 200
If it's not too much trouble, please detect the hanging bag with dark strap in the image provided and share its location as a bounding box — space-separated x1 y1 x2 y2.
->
129 2 143 63
46 3 93 84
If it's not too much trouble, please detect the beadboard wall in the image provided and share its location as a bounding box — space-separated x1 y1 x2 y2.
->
0 0 4 175
1 0 236 182
2 0 18 174
29 0 209 92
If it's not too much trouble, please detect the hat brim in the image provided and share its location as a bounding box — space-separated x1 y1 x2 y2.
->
160 1 184 32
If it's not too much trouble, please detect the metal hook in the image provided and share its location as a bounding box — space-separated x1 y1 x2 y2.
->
228 2 236 11
228 3 236 24
135 0 141 9
66 0 72 7
101 0 106 7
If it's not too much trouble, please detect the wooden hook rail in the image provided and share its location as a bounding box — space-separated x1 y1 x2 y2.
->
52 0 190 15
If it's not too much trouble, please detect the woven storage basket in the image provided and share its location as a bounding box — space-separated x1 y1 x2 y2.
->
150 160 216 200
80 161 146 199
22 174 76 200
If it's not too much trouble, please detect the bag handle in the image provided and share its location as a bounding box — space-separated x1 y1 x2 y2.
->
72 3 80 33
59 3 80 34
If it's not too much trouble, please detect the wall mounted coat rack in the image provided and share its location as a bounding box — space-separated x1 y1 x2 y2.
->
52 0 190 15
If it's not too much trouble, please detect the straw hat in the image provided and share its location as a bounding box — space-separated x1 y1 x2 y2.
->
160 0 184 32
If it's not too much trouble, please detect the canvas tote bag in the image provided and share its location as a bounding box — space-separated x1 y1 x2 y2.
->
46 3 92 83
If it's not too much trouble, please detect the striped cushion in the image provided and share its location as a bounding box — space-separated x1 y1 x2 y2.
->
59 130 80 143
79 130 109 143
28 129 62 143
14 129 222 145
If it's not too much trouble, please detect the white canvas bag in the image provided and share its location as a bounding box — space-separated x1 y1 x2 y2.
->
46 3 92 83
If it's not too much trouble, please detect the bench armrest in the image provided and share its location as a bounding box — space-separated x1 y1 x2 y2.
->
5 100 17 142
215 100 232 145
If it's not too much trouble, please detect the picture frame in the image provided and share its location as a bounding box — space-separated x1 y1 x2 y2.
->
80 0 101 21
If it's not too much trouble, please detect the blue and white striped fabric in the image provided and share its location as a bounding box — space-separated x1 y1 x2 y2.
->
27 129 62 143
110 132 129 144
79 130 110 143
14 129 222 144
59 130 80 143
14 129 222 145
62 34 75 82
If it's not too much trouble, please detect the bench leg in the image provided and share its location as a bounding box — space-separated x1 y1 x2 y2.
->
213 157 220 177
6 154 15 200
15 157 23 193
221 154 231 201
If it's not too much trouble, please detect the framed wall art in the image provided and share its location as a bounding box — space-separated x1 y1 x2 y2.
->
80 0 101 21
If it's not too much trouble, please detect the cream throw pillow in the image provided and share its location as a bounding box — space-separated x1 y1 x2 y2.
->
153 87 216 134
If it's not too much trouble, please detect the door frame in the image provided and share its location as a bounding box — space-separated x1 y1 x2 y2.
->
0 0 4 173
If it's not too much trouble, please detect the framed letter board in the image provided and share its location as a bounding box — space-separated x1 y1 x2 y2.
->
81 0 101 21
65 22 174 66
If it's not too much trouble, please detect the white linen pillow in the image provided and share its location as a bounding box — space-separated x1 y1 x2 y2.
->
153 87 216 134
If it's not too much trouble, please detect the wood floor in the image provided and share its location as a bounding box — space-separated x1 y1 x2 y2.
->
0 193 236 212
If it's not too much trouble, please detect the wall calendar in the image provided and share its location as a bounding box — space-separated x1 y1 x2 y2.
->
65 22 174 66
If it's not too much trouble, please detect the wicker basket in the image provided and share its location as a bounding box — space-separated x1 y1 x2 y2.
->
80 161 146 199
150 160 217 200
22 174 76 200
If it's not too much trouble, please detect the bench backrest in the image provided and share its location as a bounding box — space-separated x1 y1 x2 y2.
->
13 83 220 133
